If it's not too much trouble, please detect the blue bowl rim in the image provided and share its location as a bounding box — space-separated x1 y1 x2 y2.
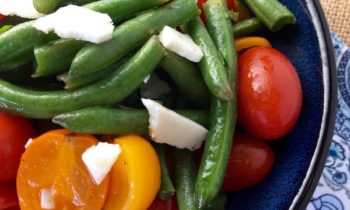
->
289 0 338 209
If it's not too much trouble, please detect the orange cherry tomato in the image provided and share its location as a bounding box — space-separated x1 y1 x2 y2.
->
0 181 18 209
104 135 161 210
238 47 303 139
0 111 35 182
17 130 109 210
221 133 275 191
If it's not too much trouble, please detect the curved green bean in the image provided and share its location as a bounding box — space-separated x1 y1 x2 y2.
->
160 51 210 108
195 0 238 207
0 36 165 119
52 107 209 134
33 0 169 77
33 39 86 77
182 17 233 101
68 0 200 78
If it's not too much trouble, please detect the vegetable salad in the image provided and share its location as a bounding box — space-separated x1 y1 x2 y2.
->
0 0 302 209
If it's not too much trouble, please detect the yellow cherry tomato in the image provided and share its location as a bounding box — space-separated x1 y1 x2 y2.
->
103 135 161 210
234 37 272 54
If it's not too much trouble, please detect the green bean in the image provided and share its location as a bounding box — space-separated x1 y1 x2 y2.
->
204 193 227 210
154 144 176 200
0 21 46 64
33 0 169 77
33 0 96 14
68 0 200 78
195 0 237 207
58 59 126 89
84 0 169 23
182 17 233 101
232 18 262 38
244 0 296 32
174 149 199 210
33 39 86 78
0 50 34 72
52 107 209 134
204 0 236 85
0 36 165 119
160 51 210 108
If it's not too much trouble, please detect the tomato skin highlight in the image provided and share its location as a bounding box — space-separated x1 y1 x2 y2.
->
0 181 19 209
221 134 275 191
0 111 36 182
237 47 302 140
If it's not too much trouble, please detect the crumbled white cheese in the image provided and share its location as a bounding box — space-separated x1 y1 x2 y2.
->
141 98 208 150
25 138 33 149
34 5 114 44
40 188 55 209
0 0 44 19
159 26 203 62
82 142 121 185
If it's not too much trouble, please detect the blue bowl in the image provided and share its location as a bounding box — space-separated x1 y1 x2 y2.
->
226 0 337 209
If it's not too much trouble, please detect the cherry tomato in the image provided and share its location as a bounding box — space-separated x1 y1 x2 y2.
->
0 111 36 182
237 47 302 140
17 130 109 210
197 0 235 24
221 133 275 191
0 181 18 209
148 196 178 210
0 15 3 21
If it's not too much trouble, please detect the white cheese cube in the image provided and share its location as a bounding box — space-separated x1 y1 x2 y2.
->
141 98 208 150
34 5 114 44
159 26 203 63
82 142 121 185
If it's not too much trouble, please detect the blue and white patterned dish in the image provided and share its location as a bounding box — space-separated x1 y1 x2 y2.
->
226 0 337 209
306 32 350 210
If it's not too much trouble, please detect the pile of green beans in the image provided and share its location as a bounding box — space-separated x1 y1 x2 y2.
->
33 0 170 77
0 0 296 209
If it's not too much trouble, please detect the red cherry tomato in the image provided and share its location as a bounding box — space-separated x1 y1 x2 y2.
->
237 47 303 140
221 133 275 191
148 196 178 210
0 15 4 21
0 181 19 209
0 111 36 182
197 0 235 24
